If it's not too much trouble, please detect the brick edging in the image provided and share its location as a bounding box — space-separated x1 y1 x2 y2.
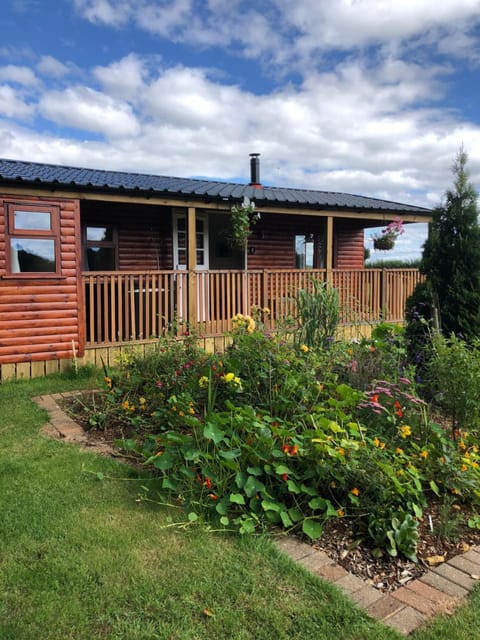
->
273 536 480 635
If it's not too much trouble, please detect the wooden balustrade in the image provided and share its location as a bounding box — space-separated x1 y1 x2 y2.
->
82 268 424 345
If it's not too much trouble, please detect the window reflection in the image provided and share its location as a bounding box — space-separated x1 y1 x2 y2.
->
10 238 56 272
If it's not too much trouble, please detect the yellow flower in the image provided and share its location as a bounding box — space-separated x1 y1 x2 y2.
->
459 440 467 450
263 307 271 315
104 376 112 388
300 344 309 353
338 447 345 456
351 487 360 496
189 407 195 415
419 450 428 459
198 376 209 388
139 396 146 405
223 372 235 383
373 437 385 449
461 464 468 472
395 447 404 455
399 425 412 438
336 508 345 517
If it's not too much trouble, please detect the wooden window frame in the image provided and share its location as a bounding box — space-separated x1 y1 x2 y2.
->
83 224 118 271
4 202 61 278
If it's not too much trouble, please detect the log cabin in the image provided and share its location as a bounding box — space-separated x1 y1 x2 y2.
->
0 155 431 380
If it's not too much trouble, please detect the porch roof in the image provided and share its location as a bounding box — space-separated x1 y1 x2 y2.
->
0 157 430 216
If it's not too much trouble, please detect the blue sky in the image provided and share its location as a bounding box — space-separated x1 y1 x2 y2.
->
1 0 480 262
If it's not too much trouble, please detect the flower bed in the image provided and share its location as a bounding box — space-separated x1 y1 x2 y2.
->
69 314 480 568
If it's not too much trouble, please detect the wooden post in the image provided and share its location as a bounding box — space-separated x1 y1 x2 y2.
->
187 206 197 329
326 216 334 283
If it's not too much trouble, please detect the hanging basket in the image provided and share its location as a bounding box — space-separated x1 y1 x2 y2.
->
373 235 396 251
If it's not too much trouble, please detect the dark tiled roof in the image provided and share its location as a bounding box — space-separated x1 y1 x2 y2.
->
0 158 430 215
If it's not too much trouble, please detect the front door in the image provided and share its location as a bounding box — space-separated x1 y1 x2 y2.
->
173 211 209 321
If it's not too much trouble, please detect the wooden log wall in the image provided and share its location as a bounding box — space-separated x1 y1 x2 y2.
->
333 221 365 269
0 194 83 365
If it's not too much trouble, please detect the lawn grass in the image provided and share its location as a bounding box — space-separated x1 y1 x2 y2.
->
0 371 479 639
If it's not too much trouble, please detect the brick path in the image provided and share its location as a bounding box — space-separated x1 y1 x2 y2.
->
35 392 480 636
274 536 480 635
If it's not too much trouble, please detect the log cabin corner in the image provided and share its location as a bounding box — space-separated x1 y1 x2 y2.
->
0 156 431 380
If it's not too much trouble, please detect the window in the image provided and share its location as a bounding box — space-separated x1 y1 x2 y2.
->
6 203 60 275
84 225 117 270
295 233 325 269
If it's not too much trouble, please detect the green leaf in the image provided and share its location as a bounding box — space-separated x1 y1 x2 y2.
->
302 519 323 540
280 511 293 528
288 507 303 523
220 516 230 526
274 464 291 476
244 475 265 498
161 477 177 491
308 496 327 511
246 466 263 476
229 493 245 505
286 479 301 494
300 483 318 496
218 449 241 460
412 503 423 518
188 512 199 522
95 471 104 481
203 422 226 444
261 500 282 513
429 480 440 497
215 499 229 516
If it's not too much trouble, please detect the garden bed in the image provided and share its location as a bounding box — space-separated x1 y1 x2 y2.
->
59 388 480 593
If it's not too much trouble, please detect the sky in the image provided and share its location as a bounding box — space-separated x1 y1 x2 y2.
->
1 1 480 262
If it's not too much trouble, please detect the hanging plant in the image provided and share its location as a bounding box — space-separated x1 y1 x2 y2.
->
373 217 404 251
230 199 260 249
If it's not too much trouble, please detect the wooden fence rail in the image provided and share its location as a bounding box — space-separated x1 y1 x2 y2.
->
82 268 424 346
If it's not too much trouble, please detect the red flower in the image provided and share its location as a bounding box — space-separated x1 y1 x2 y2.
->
207 493 218 500
290 444 299 456
282 444 291 454
371 394 379 404
203 477 212 489
282 473 289 481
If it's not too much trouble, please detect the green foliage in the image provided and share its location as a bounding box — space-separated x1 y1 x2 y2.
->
295 278 340 349
422 148 480 340
75 319 480 563
428 333 480 433
404 280 436 393
342 323 411 390
230 200 259 249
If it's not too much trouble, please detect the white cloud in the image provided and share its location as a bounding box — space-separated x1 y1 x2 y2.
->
0 85 34 119
0 64 39 86
93 54 148 100
39 86 140 138
37 55 71 78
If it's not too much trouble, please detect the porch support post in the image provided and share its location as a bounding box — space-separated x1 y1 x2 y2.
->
326 215 334 283
187 206 197 328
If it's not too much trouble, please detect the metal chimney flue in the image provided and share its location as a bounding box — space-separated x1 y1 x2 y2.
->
249 153 261 187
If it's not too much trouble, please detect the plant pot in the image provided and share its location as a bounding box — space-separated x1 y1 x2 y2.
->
373 235 395 251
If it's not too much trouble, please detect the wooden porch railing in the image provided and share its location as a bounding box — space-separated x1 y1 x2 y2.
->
82 268 424 346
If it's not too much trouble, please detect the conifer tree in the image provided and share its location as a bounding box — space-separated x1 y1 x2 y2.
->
421 148 480 340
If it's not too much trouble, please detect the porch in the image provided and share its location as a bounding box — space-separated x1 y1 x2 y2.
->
82 267 424 346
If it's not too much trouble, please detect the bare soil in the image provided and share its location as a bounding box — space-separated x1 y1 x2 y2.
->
59 390 480 592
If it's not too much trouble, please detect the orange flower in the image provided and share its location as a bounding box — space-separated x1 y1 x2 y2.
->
282 444 291 454
336 508 345 517
351 487 360 496
371 394 379 403
290 444 299 456
207 493 218 500
395 447 403 455
419 450 428 459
